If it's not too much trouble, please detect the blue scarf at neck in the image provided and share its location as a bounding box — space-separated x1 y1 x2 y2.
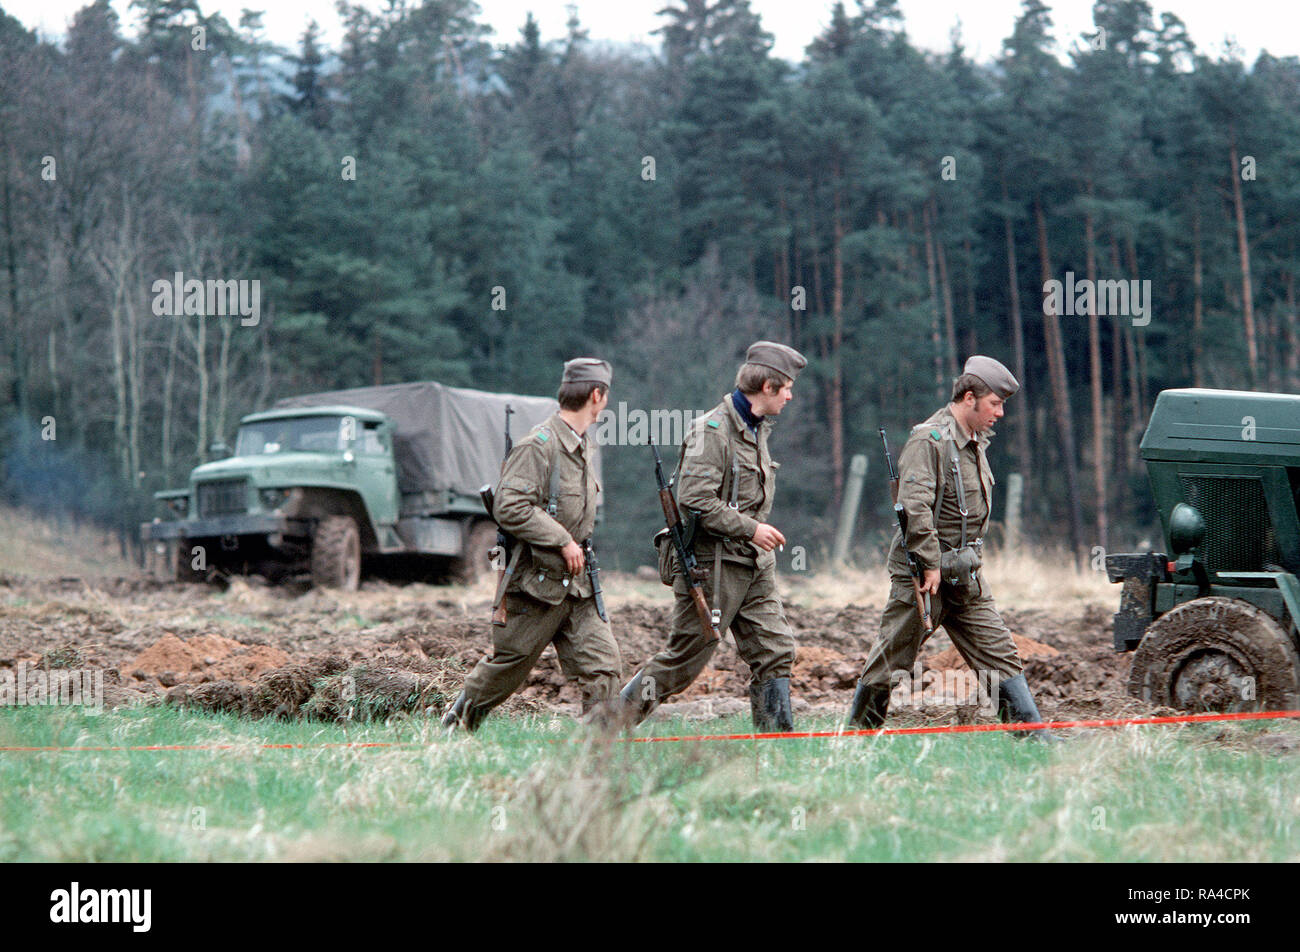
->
731 389 761 433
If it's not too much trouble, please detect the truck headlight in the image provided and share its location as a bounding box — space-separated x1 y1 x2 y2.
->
260 488 289 510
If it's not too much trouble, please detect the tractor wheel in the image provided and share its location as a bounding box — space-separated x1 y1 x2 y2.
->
311 516 361 591
1128 596 1300 712
449 520 499 586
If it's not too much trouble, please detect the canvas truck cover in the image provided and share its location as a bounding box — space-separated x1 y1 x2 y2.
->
274 381 601 496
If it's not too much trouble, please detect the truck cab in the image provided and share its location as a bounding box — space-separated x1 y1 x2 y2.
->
144 406 404 588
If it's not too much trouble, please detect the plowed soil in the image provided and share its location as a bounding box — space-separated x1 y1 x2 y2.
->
0 571 1149 724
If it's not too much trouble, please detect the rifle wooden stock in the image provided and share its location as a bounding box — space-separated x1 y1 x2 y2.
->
658 487 679 528
687 585 717 639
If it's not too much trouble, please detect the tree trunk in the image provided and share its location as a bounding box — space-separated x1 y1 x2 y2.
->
217 318 232 446
195 312 208 466
1229 131 1258 386
1287 247 1299 391
1035 197 1085 562
963 238 978 354
110 281 129 481
127 274 142 487
828 179 845 509
1109 237 1129 477
922 203 945 403
1084 192 1107 549
1001 181 1030 479
2 153 27 418
1192 200 1204 388
933 202 958 379
1125 235 1149 422
162 314 180 482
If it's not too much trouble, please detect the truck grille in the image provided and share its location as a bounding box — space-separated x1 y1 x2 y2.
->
197 479 247 518
1178 474 1279 572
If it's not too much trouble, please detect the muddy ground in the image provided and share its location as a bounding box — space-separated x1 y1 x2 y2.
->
0 571 1166 727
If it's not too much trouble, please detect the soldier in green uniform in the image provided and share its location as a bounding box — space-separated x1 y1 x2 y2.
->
442 358 622 732
619 341 807 732
847 356 1057 741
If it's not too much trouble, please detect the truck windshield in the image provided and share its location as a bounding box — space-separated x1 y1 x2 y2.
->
235 417 348 455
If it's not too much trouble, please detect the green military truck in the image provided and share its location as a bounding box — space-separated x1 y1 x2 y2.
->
142 381 583 590
1106 388 1300 712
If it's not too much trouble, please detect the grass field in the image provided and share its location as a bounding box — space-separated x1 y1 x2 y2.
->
1 706 1296 862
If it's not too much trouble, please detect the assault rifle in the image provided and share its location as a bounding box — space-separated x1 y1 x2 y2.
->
880 427 933 634
653 442 719 641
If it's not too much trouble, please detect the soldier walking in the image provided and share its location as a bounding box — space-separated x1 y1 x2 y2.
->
620 341 806 732
847 356 1057 741
442 359 622 732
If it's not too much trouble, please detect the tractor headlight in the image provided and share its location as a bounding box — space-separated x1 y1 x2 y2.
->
1169 503 1206 556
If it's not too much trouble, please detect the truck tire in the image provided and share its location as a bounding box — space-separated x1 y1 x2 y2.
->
312 516 361 591
1128 596 1300 712
450 520 498 586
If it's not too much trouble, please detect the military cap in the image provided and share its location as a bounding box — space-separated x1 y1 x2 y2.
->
562 357 613 388
963 355 1019 398
744 341 807 382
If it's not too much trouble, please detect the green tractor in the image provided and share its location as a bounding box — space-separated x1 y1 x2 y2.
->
1106 388 1300 712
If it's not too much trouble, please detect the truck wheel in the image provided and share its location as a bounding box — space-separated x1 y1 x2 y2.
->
449 520 498 585
1128 596 1300 712
312 516 361 591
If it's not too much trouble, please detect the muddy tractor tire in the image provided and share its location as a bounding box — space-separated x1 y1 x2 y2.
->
1128 596 1300 712
449 519 499 585
311 515 361 591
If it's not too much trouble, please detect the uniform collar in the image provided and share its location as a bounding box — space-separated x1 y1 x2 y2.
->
722 394 763 443
731 389 761 434
933 405 989 450
547 411 584 454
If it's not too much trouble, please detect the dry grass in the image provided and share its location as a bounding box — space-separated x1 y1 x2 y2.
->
0 504 135 578
780 545 1115 613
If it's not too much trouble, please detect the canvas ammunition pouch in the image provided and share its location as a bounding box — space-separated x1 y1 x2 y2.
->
940 541 983 592
654 528 675 586
653 507 702 587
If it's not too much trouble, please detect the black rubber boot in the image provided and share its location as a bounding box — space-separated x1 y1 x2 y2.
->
846 680 890 729
618 671 653 728
764 677 794 732
750 678 794 732
441 690 487 733
996 674 1058 743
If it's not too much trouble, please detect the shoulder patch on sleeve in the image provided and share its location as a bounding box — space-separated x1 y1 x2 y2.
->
930 429 941 441
707 419 720 429
536 430 550 443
